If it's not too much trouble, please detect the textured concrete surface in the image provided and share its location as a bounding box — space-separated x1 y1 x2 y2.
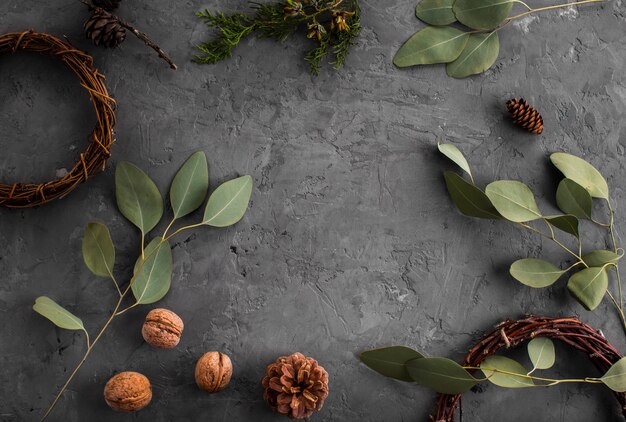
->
1 0 626 421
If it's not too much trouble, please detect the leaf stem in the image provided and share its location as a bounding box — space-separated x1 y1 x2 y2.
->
506 0 606 21
465 366 603 385
513 0 533 10
519 222 582 262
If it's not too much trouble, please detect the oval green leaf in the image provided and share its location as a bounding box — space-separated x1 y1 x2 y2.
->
447 31 500 78
132 237 173 305
444 172 500 219
170 151 209 219
567 266 609 311
360 346 425 382
550 153 608 199
583 250 622 268
203 175 253 227
485 180 542 222
510 258 565 288
416 0 456 25
116 162 164 234
528 338 555 370
556 178 592 219
406 357 478 394
394 26 469 67
438 144 472 181
453 0 513 29
82 222 115 277
602 357 626 392
33 296 85 331
480 356 534 388
545 215 579 238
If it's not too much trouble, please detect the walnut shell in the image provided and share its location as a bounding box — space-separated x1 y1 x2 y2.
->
141 308 184 349
195 351 233 393
103 371 152 412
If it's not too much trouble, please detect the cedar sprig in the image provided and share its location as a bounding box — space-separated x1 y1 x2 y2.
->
194 0 361 75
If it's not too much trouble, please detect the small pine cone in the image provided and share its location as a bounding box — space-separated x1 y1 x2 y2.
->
84 11 126 48
506 98 544 134
262 352 329 420
92 0 122 12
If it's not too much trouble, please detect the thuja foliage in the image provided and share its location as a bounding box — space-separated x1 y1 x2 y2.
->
394 0 605 78
33 152 253 419
194 0 361 75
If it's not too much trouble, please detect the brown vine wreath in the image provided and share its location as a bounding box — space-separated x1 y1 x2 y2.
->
433 316 626 421
0 31 115 208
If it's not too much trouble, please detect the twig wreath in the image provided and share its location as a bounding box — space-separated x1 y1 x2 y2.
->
0 31 115 208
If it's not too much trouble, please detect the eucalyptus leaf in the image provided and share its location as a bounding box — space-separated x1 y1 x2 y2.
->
33 296 86 332
170 151 209 219
550 153 609 199
480 356 534 388
446 31 500 78
528 338 556 370
82 222 115 277
360 346 425 382
510 258 565 288
132 237 173 305
556 178 592 219
485 180 542 222
583 250 622 268
116 162 164 235
444 172 500 219
415 0 456 25
394 26 469 67
406 357 477 394
438 144 473 181
202 175 253 227
601 357 626 392
545 215 579 238
453 0 513 29
567 266 609 311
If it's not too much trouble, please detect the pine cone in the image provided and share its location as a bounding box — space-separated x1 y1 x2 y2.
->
506 98 544 135
262 352 329 419
84 11 126 48
92 0 122 12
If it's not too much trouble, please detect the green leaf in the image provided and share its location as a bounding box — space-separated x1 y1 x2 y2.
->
485 180 542 222
116 162 164 234
567 266 609 311
443 172 500 219
602 357 626 392
82 222 115 277
132 237 173 305
406 357 478 394
545 215 579 238
170 151 209 219
438 144 472 181
416 0 456 25
33 296 86 331
360 346 425 382
583 250 622 268
528 338 555 370
480 356 534 388
550 153 609 199
446 31 500 78
453 0 513 29
556 178 592 219
394 26 469 67
202 175 253 227
510 258 565 288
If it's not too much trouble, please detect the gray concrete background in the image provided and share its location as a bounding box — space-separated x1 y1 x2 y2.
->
1 0 625 420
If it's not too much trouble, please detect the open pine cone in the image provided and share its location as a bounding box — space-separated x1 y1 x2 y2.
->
84 10 126 48
262 352 329 419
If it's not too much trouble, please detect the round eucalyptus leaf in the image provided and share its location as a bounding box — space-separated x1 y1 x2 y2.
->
116 162 164 235
480 356 534 388
33 296 85 332
545 215 579 238
583 250 622 268
446 31 500 78
416 0 456 25
444 172 500 219
556 178 592 219
602 357 626 392
360 346 425 382
567 266 609 311
132 237 172 305
453 0 513 29
485 180 542 222
203 175 253 227
438 144 472 180
170 151 209 219
82 222 116 277
394 26 469 67
550 153 609 199
510 258 565 288
528 338 556 370
406 357 477 394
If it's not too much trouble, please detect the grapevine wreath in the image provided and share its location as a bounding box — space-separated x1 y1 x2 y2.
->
0 31 115 208
433 316 626 421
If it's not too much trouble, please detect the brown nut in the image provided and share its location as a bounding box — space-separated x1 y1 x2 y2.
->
141 308 184 349
103 371 152 412
195 351 233 393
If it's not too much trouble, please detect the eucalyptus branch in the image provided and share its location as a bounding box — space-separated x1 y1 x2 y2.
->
464 366 604 386
506 0 606 22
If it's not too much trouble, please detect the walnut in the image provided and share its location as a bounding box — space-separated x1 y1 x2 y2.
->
103 371 152 412
141 308 184 349
195 351 233 393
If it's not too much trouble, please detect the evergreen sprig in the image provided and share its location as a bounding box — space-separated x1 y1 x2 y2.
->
194 0 361 75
